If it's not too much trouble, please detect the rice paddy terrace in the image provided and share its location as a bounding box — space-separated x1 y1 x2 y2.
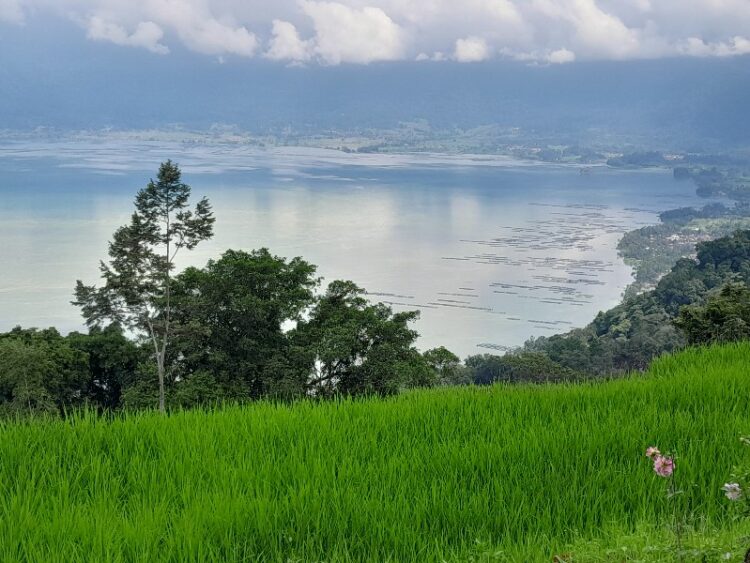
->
2 343 749 561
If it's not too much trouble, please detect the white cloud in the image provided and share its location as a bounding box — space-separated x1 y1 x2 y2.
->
0 0 24 24
454 36 489 62
145 0 258 57
262 2 406 64
59 0 260 58
86 16 169 54
179 20 257 57
265 19 312 61
680 36 750 57
569 0 641 59
415 51 448 62
547 47 576 64
3 0 750 64
530 0 641 59
196 23 255 56
301 1 405 64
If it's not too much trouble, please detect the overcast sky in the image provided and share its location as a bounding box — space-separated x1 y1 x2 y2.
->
2 0 750 65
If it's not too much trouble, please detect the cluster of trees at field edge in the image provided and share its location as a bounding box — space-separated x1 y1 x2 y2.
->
1 162 461 416
2 162 750 417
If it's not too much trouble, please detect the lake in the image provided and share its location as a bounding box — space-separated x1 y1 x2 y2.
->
0 139 707 357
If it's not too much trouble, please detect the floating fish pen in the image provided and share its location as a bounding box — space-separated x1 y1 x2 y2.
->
476 343 515 352
366 291 415 299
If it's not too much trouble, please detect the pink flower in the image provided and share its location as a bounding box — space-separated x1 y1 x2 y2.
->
722 483 742 501
645 446 661 458
653 455 675 477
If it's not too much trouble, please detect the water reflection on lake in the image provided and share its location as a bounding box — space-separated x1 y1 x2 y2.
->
0 141 706 357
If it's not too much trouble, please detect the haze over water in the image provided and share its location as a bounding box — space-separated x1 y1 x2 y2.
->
0 140 708 357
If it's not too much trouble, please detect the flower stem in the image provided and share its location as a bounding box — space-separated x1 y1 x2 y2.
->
670 475 683 562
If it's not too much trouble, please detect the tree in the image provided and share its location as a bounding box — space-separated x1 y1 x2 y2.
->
675 282 750 345
293 280 428 397
73 161 214 412
0 328 88 416
66 326 143 410
465 351 581 385
170 248 319 400
423 346 465 385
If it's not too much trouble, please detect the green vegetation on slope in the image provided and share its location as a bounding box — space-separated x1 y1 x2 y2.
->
676 282 750 345
2 343 750 561
520 230 750 376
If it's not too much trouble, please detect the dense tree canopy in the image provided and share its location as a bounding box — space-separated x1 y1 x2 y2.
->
465 352 582 385
2 245 445 415
66 326 143 411
170 248 319 401
0 328 88 416
292 280 433 397
423 347 466 385
675 282 750 345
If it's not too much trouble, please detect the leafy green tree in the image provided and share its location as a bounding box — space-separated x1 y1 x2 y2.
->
66 326 143 410
73 161 214 412
465 351 580 385
0 328 88 416
170 248 319 400
294 280 427 397
120 378 160 411
675 282 750 345
423 346 465 385
170 372 224 409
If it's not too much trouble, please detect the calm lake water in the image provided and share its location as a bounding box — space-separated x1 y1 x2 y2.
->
0 140 707 357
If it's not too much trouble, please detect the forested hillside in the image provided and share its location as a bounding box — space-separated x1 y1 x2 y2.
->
515 230 750 375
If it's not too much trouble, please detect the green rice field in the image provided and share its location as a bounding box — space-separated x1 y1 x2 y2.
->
2 343 750 561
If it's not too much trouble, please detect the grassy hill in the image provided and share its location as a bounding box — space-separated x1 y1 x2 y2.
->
2 343 750 561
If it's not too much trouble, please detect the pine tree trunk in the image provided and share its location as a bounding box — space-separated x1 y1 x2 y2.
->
157 353 166 414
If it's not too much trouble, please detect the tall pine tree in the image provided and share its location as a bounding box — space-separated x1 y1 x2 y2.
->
74 161 214 412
